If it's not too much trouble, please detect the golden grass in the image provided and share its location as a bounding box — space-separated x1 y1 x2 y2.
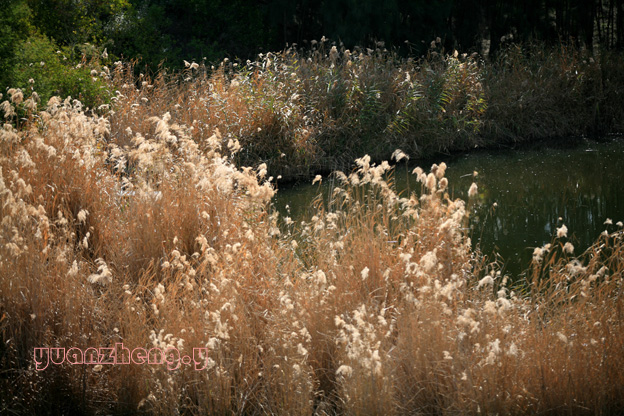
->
1 82 623 415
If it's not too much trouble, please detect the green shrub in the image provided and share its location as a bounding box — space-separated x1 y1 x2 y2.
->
7 33 113 110
0 0 33 90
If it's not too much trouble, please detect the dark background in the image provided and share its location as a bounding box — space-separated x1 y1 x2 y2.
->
2 0 622 71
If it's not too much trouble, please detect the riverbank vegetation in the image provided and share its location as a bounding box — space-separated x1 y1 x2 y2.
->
4 38 623 181
1 88 623 414
108 40 624 180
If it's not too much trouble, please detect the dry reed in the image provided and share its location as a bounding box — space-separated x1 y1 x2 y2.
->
1 60 623 415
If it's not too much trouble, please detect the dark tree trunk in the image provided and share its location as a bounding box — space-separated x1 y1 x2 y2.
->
615 0 624 49
579 0 595 50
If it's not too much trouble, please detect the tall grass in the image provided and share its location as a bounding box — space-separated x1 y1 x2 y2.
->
109 41 490 180
95 40 624 182
1 85 623 414
482 42 624 142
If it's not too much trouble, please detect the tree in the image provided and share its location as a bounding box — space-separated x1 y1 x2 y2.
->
0 0 34 89
26 0 130 46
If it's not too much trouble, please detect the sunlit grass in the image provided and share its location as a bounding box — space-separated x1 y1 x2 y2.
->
1 80 623 415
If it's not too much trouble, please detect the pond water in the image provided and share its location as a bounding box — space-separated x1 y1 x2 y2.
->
273 138 624 277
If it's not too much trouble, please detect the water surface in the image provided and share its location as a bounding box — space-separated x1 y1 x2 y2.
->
274 138 624 276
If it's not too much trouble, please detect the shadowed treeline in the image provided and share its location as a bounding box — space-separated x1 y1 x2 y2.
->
2 0 623 80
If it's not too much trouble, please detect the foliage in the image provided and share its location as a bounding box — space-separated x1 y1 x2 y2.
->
0 1 114 112
388 43 488 153
0 0 34 89
26 0 130 45
5 34 113 111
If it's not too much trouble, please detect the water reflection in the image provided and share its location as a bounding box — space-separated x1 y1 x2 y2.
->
274 138 624 276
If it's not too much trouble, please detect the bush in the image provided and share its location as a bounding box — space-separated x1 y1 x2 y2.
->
0 0 33 90
6 33 113 111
